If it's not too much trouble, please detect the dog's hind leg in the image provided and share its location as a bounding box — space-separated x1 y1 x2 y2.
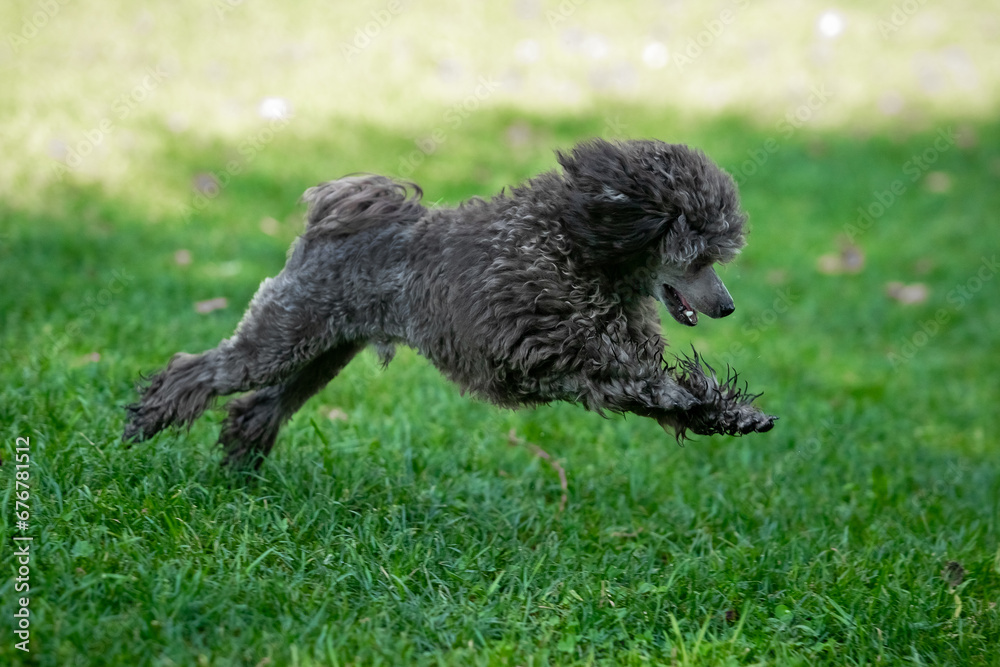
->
123 349 231 443
123 272 343 443
218 341 364 468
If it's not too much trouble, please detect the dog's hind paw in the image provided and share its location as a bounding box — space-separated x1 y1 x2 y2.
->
122 400 168 443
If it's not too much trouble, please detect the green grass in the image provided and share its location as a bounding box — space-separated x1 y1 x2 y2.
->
3 0 1000 664
2 109 999 666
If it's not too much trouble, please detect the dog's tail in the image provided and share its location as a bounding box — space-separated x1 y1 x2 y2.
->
302 174 426 238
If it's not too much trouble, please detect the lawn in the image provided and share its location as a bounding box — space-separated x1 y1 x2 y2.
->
2 1 999 665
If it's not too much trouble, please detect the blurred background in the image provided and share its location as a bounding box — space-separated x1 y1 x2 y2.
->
3 0 998 207
2 0 998 468
3 0 997 414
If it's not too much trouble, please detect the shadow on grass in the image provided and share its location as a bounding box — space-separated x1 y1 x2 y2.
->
2 106 998 466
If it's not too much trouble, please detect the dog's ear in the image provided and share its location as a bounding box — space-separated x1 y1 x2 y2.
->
557 139 633 196
560 195 669 268
556 140 674 267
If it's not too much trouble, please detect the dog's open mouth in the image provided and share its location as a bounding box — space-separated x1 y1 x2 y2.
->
662 284 698 326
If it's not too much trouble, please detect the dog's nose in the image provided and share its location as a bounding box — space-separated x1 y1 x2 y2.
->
718 302 735 317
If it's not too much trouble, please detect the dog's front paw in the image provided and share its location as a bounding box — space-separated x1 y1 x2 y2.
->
668 351 777 438
735 410 777 435
715 403 777 436
676 402 777 438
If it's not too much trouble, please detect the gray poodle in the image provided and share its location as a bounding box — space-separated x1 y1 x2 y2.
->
124 139 776 468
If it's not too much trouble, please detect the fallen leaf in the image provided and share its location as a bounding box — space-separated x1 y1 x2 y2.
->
942 560 965 588
885 282 929 304
71 352 101 367
194 297 228 314
807 139 827 158
327 407 349 422
766 269 788 285
956 124 977 149
817 253 842 275
840 245 865 273
610 528 643 538
192 172 220 195
924 171 952 193
505 121 533 149
817 244 865 275
260 217 279 236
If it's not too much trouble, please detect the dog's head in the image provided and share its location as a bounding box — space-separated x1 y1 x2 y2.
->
556 138 747 327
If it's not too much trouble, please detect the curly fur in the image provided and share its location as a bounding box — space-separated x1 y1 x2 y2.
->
124 138 776 468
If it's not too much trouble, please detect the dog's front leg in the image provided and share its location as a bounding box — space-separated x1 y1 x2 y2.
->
573 364 774 438
569 354 773 434
660 352 777 438
573 373 698 422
